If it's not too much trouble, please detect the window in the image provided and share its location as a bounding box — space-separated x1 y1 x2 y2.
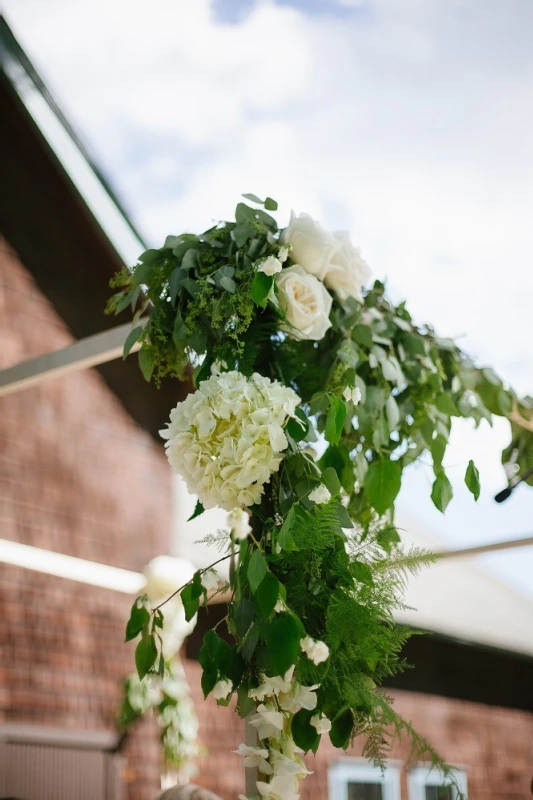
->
328 761 401 800
408 766 468 800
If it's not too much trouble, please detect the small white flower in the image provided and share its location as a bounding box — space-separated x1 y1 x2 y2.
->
212 678 233 700
249 667 295 701
279 682 319 713
250 703 285 741
311 713 332 734
258 256 283 276
274 597 285 613
308 484 331 504
300 636 330 665
234 743 273 775
227 508 252 541
343 386 362 405
201 568 219 591
278 244 290 263
257 774 300 800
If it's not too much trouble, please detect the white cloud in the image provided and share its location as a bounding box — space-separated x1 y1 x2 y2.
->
4 0 533 592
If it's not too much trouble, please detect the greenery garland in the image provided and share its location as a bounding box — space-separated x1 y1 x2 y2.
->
109 195 531 800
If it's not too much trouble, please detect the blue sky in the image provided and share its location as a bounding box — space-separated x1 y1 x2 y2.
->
4 0 533 599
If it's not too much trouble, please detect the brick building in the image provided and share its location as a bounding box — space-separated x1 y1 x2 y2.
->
1 16 533 800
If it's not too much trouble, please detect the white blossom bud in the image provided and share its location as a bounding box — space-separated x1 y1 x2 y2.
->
212 679 233 700
301 636 330 665
227 508 252 541
258 256 283 276
201 568 219 591
311 713 332 734
308 484 331 505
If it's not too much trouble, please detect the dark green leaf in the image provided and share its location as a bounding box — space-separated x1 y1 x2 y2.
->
352 324 373 348
255 572 280 618
138 249 161 264
219 275 236 293
325 395 346 446
292 709 320 753
233 222 255 248
235 202 257 224
267 612 302 675
169 267 183 303
286 408 309 442
237 682 256 718
251 271 274 308
264 197 278 211
248 549 268 594
135 635 157 680
278 505 297 552
187 500 205 521
465 459 480 501
125 598 150 642
233 598 255 639
364 459 402 515
123 326 143 360
321 466 341 495
431 435 447 470
181 578 203 621
431 470 453 513
329 709 353 748
132 261 152 286
138 347 154 381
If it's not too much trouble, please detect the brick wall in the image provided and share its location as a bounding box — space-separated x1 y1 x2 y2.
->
0 238 173 799
183 658 533 799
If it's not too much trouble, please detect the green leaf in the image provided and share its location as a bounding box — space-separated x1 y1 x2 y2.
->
123 326 143 360
364 459 402 515
132 261 152 286
138 248 160 264
169 267 183 303
376 525 401 554
431 470 453 513
235 202 257 224
329 709 353 748
125 597 150 642
385 394 400 431
267 612 302 675
187 500 205 521
431 435 447 470
321 466 341 495
352 324 373 348
264 196 278 211
219 275 236 293
251 271 275 308
436 392 459 416
181 248 200 271
237 682 256 718
233 598 255 639
242 193 263 204
278 506 297 552
199 629 232 677
181 576 203 621
135 634 157 680
138 347 154 381
248 549 268 594
465 459 480 501
351 560 373 585
255 572 280 618
233 222 255 248
286 408 309 442
325 395 347 446
292 709 320 753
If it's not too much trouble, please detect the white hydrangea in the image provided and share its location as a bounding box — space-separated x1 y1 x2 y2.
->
160 371 300 510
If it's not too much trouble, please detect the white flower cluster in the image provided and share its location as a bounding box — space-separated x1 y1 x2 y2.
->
236 661 331 800
267 212 371 342
161 371 300 510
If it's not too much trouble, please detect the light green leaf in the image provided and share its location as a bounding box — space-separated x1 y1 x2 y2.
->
385 395 400 431
465 460 480 501
364 459 402 515
248 549 268 594
264 196 278 211
431 470 453 513
123 326 143 360
138 347 154 381
278 506 297 551
325 395 347 445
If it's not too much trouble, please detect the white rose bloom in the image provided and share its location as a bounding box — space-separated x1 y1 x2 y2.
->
311 713 332 734
281 212 338 280
161 371 300 510
234 743 273 775
250 703 285 741
324 230 371 302
227 508 252 541
212 679 233 700
276 265 333 341
308 484 331 504
258 256 283 276
201 568 219 591
300 636 330 665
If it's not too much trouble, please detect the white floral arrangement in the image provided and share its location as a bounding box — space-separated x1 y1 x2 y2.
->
109 194 529 800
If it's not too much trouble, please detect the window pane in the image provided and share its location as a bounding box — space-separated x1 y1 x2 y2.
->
347 782 384 800
425 787 455 800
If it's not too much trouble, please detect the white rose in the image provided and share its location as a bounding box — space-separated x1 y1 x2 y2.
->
300 636 330 665
281 212 338 280
276 265 333 341
308 484 331 505
212 678 233 700
311 713 332 734
324 231 371 302
258 256 283 276
227 508 252 541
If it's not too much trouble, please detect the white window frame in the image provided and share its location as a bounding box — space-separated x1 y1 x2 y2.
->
408 765 468 799
328 759 401 800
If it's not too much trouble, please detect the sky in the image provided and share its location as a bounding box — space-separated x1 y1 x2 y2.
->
3 0 533 598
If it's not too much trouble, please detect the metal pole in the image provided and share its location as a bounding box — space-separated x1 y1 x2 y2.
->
439 535 533 559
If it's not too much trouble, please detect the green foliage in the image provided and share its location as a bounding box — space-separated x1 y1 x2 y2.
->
465 459 480 501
